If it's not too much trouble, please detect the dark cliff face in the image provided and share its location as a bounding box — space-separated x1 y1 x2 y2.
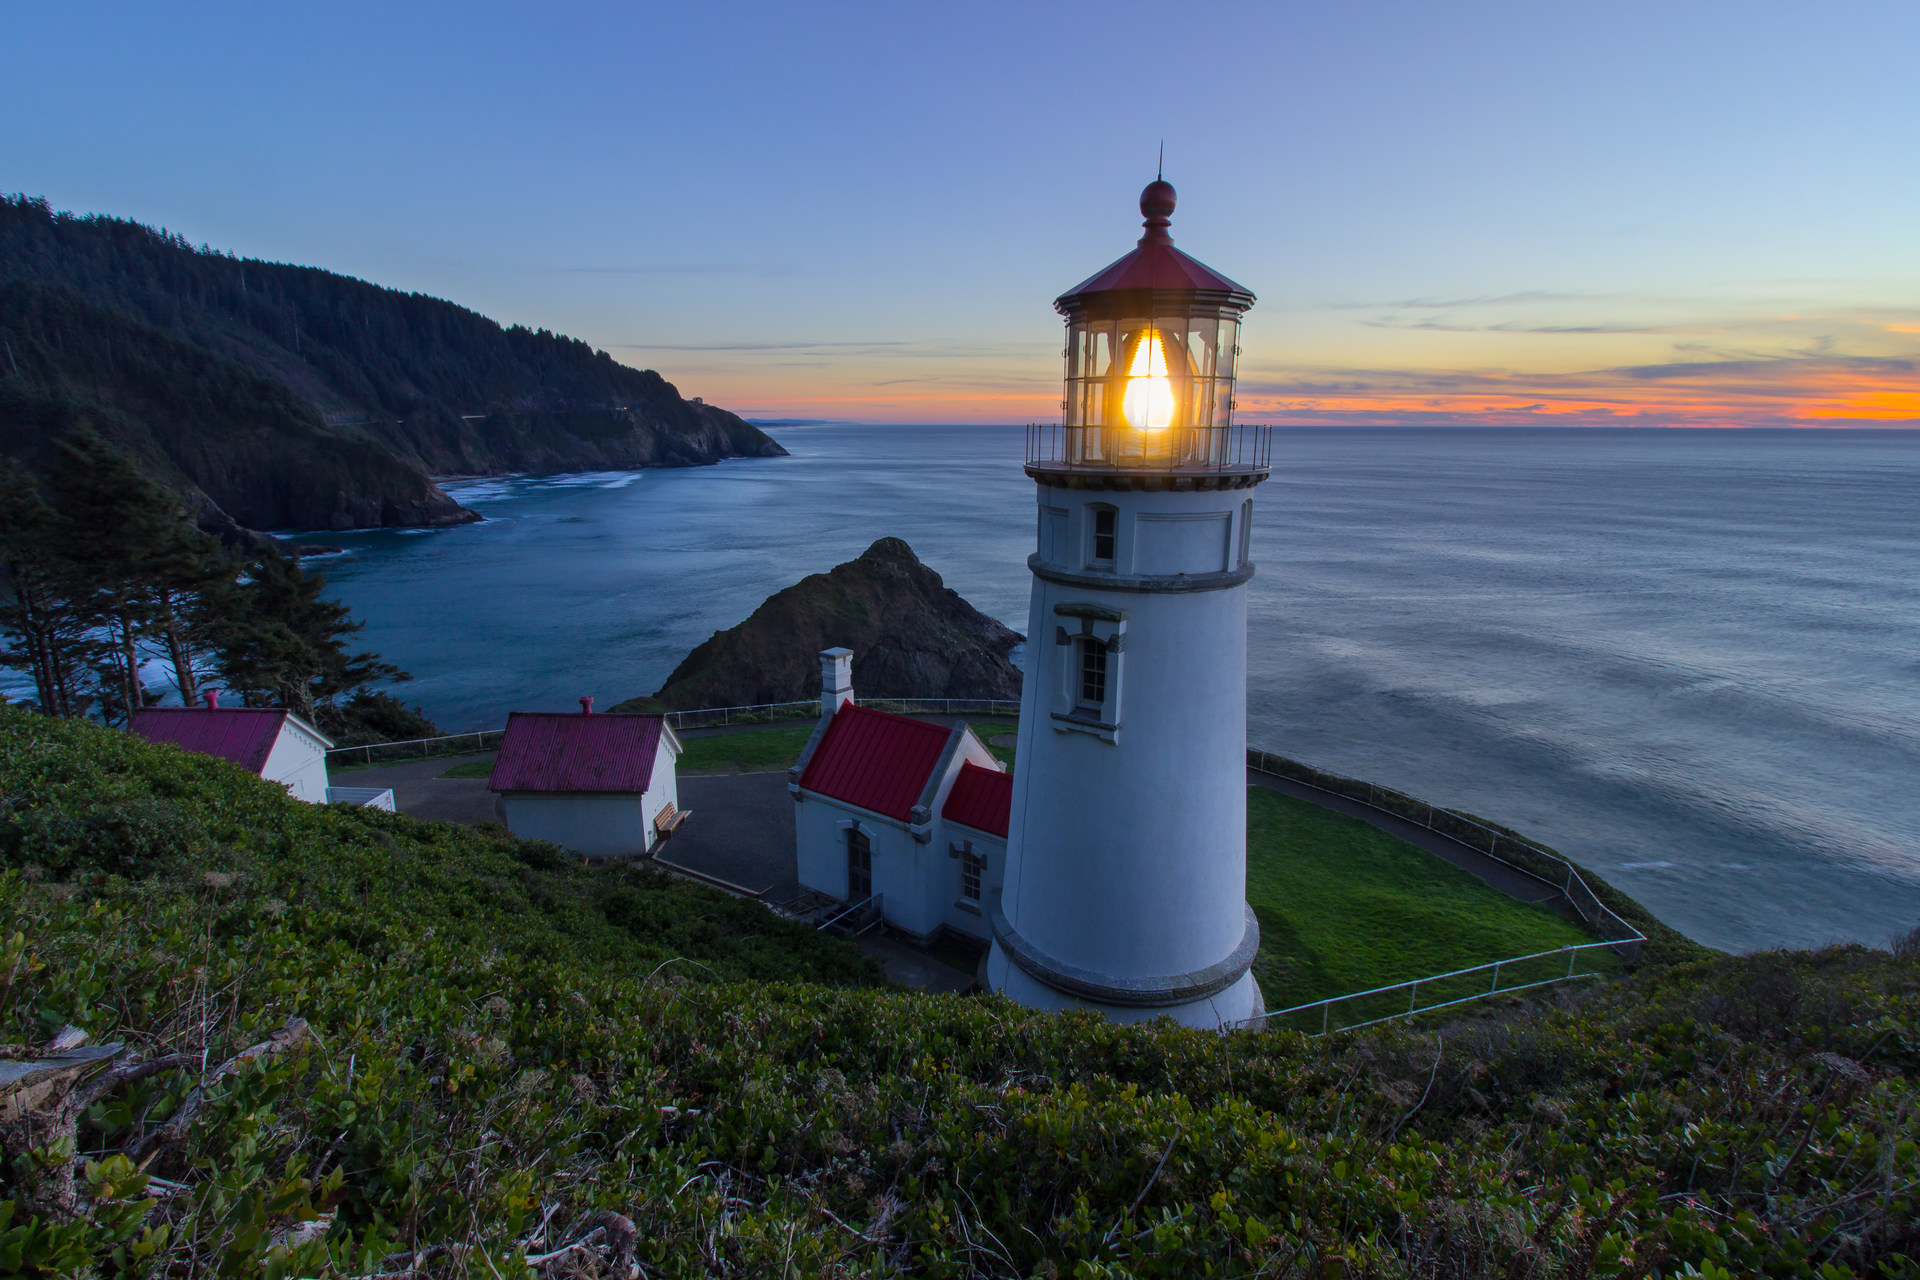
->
0 195 786 532
0 280 476 538
629 538 1024 711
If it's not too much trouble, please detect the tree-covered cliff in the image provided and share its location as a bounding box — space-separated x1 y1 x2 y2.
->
0 280 472 534
0 194 786 533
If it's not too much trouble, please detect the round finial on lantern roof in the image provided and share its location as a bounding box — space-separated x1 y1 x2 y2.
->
1140 179 1177 221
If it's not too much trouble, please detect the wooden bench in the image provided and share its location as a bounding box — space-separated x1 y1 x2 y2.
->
653 801 690 839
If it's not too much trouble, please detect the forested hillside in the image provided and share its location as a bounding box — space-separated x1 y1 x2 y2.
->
3 707 1915 1277
0 195 785 533
0 281 471 534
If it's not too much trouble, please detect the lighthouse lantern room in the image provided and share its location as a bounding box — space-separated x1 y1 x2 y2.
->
988 178 1270 1029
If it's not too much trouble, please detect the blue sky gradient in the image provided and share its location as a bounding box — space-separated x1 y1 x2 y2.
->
5 1 1917 424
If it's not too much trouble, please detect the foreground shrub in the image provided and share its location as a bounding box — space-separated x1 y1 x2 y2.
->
0 707 1915 1278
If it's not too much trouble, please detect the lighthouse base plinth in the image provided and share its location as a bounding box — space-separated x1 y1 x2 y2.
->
986 900 1263 1030
987 948 1262 1030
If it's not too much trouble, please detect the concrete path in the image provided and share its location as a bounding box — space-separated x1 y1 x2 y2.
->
1247 768 1564 905
336 754 498 825
856 934 976 993
654 772 799 901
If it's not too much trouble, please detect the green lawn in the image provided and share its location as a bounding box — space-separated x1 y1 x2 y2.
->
1245 786 1606 1020
972 720 1018 765
675 722 819 775
673 716 1020 776
438 756 495 779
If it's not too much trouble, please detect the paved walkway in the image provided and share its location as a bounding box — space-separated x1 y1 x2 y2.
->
1247 768 1564 906
336 754 498 825
856 934 976 993
654 772 798 900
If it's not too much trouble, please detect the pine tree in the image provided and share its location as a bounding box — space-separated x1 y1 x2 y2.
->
207 547 407 721
0 463 95 715
41 428 224 718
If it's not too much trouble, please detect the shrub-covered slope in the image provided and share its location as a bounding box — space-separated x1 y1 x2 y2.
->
1 707 1916 1278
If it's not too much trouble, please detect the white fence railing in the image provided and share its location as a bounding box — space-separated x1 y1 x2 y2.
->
1233 941 1620 1038
329 729 505 767
328 699 1024 765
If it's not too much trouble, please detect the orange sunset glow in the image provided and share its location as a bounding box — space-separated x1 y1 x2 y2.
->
636 305 1920 428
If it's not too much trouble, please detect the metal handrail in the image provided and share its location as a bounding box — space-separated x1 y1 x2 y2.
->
1232 940 1619 1037
328 729 506 767
816 893 882 933
1025 422 1273 475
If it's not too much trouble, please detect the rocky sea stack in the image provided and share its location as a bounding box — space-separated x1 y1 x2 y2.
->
625 537 1023 711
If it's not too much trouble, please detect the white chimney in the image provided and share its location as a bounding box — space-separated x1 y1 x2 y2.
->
819 647 854 718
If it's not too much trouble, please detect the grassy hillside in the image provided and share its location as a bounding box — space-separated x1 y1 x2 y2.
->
2 708 1916 1277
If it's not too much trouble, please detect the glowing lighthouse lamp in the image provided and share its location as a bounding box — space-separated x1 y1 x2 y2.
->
1123 331 1176 429
989 177 1270 1029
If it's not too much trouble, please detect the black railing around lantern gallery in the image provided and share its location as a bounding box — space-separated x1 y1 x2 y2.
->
1025 422 1272 478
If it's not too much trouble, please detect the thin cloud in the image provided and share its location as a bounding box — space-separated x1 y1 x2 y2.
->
1324 291 1590 311
615 340 911 352
549 263 799 277
1236 346 1920 428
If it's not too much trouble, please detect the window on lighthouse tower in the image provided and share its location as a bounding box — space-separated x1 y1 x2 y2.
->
1078 638 1109 709
1089 506 1116 566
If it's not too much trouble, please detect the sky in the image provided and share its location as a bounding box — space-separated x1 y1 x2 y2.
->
4 0 1918 427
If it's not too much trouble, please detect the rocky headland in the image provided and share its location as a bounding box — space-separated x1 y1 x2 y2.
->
0 195 785 539
617 537 1023 711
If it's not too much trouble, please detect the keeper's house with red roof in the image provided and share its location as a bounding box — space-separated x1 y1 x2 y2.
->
790 649 1010 942
487 699 685 859
131 693 393 809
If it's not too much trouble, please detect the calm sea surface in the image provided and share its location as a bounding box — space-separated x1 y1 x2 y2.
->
283 425 1920 954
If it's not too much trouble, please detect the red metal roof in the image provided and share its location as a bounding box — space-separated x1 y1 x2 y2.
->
488 712 666 794
798 704 951 822
1055 181 1254 314
131 707 289 775
942 760 1011 838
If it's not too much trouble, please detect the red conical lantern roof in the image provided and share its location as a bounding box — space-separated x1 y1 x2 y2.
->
1055 180 1255 317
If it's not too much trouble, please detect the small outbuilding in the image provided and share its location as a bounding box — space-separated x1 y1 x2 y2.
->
130 693 392 809
487 699 685 859
790 650 1008 942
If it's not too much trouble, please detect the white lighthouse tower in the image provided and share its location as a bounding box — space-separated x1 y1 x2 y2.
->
986 178 1269 1029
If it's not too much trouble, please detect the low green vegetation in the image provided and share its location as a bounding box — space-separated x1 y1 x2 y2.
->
4 709 1917 1277
675 722 818 774
437 755 495 779
674 716 1019 777
1247 786 1607 1014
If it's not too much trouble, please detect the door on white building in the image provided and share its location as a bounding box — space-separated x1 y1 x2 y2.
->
847 828 872 900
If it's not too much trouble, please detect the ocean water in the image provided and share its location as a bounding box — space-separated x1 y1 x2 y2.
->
280 425 1920 954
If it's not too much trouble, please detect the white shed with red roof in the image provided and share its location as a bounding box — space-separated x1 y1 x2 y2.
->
130 694 384 807
487 700 684 859
789 651 1008 942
